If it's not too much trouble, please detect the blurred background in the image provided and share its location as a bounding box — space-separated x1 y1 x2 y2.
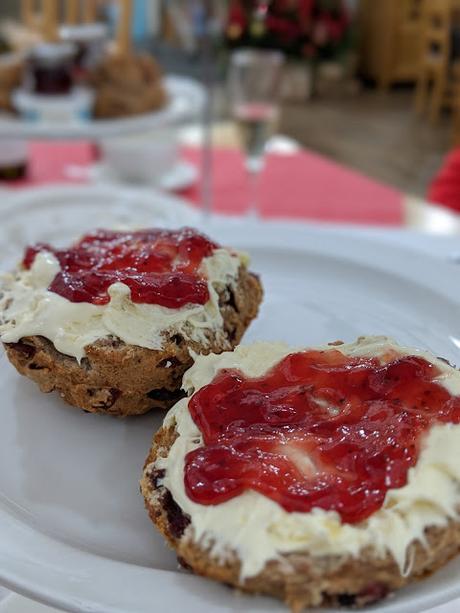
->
1 0 460 223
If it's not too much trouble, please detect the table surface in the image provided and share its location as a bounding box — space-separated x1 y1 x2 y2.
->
4 135 460 234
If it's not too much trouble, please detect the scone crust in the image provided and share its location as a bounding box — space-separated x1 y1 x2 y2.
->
90 53 167 119
141 422 460 611
3 268 263 416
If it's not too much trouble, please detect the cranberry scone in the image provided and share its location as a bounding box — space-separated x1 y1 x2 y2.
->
141 336 460 610
0 228 262 416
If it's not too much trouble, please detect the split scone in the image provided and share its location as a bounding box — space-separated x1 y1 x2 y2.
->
141 336 460 610
0 228 262 416
89 53 167 119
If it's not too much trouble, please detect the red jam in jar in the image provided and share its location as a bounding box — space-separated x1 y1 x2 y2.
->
23 228 219 308
185 348 460 524
27 43 76 96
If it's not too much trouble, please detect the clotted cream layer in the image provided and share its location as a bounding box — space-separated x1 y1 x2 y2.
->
0 248 244 361
151 336 460 580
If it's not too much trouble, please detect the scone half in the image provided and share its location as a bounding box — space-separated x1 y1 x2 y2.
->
0 228 263 416
141 337 460 610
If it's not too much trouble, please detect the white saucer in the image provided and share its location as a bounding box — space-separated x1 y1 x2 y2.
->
65 160 198 192
92 159 198 191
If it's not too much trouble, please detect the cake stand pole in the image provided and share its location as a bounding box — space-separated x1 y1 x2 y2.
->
201 83 213 220
200 4 215 220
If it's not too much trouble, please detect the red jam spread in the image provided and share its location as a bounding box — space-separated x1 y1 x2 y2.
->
23 228 219 308
185 348 460 524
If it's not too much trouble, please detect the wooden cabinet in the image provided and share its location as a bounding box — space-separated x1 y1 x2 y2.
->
359 0 424 88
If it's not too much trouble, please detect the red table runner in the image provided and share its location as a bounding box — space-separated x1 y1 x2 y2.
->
13 141 403 226
183 148 403 225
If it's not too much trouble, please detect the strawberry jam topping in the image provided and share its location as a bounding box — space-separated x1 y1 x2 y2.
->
23 228 219 308
185 348 460 524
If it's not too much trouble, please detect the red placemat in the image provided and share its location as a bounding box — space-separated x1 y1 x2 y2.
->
23 141 95 186
7 141 403 226
182 147 403 225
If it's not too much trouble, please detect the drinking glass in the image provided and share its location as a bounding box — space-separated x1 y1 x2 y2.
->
228 49 284 217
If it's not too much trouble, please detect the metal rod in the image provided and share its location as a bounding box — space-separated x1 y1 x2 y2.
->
21 0 36 29
200 3 214 220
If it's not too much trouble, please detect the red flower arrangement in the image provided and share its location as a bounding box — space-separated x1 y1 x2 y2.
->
428 148 460 213
226 0 350 59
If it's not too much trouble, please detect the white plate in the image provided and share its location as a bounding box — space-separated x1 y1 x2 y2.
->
0 76 206 140
0 183 200 266
1 192 460 612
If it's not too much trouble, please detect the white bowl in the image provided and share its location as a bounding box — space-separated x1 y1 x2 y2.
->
13 86 94 123
99 130 179 184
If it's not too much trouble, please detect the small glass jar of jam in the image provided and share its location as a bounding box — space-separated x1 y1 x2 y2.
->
59 23 108 76
26 43 77 96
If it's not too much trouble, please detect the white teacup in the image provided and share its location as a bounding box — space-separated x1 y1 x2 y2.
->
99 130 179 185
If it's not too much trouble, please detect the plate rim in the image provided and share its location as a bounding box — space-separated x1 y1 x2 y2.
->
0 182 202 222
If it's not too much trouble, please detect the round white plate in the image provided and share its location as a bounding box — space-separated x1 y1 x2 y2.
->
0 183 200 266
0 76 206 140
87 160 198 192
1 194 460 612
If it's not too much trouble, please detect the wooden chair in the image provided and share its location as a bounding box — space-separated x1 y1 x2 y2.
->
20 0 133 55
359 0 425 90
414 0 452 123
451 63 460 143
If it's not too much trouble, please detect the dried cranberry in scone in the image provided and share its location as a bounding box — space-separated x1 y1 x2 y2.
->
142 336 460 609
0 228 263 416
